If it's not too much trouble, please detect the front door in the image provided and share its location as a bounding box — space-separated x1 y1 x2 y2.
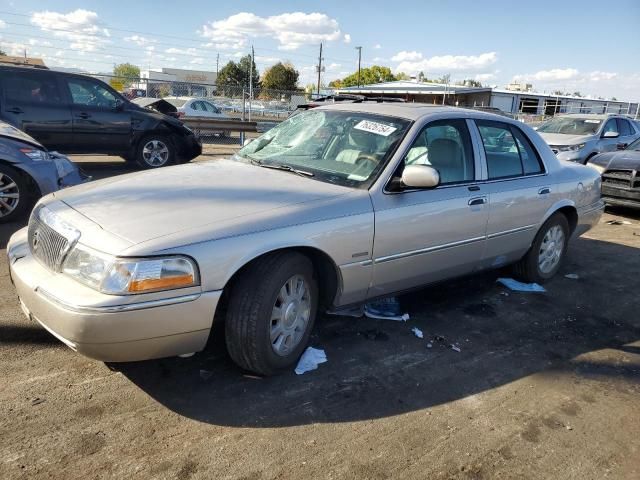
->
369 119 489 297
64 76 131 153
472 120 554 268
0 70 72 151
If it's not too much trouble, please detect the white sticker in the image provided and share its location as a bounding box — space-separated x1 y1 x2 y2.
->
584 120 601 124
354 120 397 137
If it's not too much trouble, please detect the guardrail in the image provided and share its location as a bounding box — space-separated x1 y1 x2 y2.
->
181 117 260 145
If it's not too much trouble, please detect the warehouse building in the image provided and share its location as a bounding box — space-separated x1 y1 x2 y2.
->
336 81 639 117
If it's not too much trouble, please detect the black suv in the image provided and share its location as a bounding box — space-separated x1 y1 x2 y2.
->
0 66 201 168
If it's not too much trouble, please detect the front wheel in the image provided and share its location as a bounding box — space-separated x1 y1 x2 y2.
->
135 135 174 169
513 213 570 284
225 252 318 375
0 164 29 223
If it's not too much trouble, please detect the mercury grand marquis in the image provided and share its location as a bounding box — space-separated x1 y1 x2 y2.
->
7 103 604 375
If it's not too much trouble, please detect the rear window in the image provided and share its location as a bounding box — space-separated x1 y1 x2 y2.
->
3 72 63 104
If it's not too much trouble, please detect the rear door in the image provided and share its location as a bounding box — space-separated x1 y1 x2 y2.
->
63 76 131 153
0 69 72 151
472 120 552 268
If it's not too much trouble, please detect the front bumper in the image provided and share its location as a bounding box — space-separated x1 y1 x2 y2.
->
601 185 640 210
178 133 202 162
574 199 605 237
556 150 588 164
7 228 221 362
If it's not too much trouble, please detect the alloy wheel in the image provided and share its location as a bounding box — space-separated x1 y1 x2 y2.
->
538 225 565 274
0 172 20 218
142 140 170 167
270 274 312 356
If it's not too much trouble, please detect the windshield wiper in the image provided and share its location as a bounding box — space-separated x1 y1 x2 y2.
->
258 163 314 177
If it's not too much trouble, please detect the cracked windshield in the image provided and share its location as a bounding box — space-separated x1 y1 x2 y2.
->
236 110 410 186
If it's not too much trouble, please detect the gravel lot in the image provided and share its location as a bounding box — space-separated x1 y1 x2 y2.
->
1 159 639 480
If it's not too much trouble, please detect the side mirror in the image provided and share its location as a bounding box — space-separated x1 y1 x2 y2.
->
401 164 440 189
602 131 619 138
243 138 254 147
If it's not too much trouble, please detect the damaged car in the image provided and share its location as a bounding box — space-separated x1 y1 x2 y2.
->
8 104 603 375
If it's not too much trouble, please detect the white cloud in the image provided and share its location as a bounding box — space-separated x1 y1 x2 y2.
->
125 35 155 46
394 52 498 74
30 9 110 52
189 57 205 65
326 62 341 70
391 50 423 62
373 43 381 49
0 19 6 28
474 72 497 82
165 47 198 57
514 68 579 82
200 12 344 51
343 33 351 44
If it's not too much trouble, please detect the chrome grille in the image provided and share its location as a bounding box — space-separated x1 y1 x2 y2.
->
602 170 633 189
28 216 70 271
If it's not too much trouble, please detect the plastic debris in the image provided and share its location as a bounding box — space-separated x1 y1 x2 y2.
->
564 273 580 280
295 347 327 375
606 220 631 225
497 278 546 293
450 344 461 352
199 369 213 381
426 342 433 349
328 296 409 321
411 327 424 339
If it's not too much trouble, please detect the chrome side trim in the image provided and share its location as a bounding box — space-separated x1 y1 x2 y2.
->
487 224 536 239
375 235 486 264
36 289 202 314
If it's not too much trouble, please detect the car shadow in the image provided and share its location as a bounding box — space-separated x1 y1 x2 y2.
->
112 237 640 428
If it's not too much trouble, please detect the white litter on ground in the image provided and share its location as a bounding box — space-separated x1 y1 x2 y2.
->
497 278 546 293
450 344 461 352
411 327 424 339
364 310 410 321
294 347 327 375
564 273 580 280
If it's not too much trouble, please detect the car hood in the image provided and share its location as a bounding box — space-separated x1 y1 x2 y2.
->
0 121 43 149
537 132 591 146
590 149 640 169
51 159 354 245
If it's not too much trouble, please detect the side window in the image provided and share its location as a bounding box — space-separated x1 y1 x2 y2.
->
202 101 218 113
602 119 619 135
476 121 523 179
67 78 117 109
511 127 545 175
4 73 62 104
403 119 474 184
617 119 632 136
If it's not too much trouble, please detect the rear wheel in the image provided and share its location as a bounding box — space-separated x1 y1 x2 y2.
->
225 252 318 376
513 213 570 283
0 164 29 223
135 135 174 169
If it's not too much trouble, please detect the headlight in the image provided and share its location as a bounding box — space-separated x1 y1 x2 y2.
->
557 143 585 152
20 148 50 161
62 246 199 294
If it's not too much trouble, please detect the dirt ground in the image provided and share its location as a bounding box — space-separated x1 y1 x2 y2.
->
1 159 639 480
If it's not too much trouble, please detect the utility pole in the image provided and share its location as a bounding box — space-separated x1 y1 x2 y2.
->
355 46 362 88
216 53 219 79
248 45 254 121
316 43 323 96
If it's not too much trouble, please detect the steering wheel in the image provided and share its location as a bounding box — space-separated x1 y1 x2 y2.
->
355 153 378 168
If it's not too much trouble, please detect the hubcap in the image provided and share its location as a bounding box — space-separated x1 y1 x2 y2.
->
538 225 565 274
0 172 20 218
142 140 169 167
270 274 311 356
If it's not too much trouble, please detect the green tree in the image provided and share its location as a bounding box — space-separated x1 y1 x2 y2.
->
330 65 397 88
113 63 140 87
395 72 410 81
217 55 260 95
0 47 6 56
261 62 299 91
572 91 583 97
460 79 483 88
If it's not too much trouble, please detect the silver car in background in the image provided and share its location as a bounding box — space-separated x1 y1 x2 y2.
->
8 104 603 375
536 114 640 164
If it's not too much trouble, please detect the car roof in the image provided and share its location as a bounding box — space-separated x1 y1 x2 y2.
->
314 102 518 123
557 113 622 119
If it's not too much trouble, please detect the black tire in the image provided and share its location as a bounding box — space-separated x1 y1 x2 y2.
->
513 213 570 284
135 134 175 169
225 252 318 376
0 163 30 224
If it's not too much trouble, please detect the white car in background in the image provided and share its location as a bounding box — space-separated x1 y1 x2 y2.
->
164 97 229 120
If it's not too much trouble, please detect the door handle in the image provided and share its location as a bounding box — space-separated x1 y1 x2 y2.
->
538 187 551 195
468 196 487 206
6 107 23 114
76 112 91 119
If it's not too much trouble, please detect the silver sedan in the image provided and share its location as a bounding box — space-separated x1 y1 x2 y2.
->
7 104 604 375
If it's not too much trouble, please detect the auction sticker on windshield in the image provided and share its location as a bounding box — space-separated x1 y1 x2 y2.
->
354 120 398 137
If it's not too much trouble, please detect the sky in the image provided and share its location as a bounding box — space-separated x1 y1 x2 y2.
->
0 0 639 100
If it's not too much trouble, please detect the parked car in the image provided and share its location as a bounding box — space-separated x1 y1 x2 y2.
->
0 120 88 223
164 97 228 120
535 114 640 164
0 65 202 169
587 136 640 209
8 104 603 375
